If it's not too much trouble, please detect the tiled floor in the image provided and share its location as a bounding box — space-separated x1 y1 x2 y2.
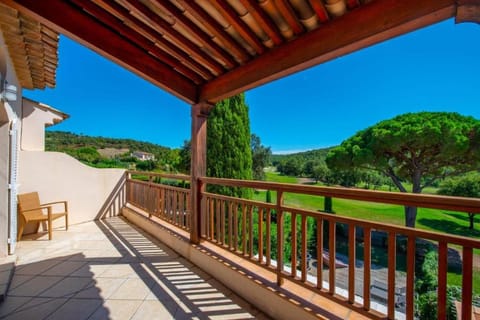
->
0 217 269 320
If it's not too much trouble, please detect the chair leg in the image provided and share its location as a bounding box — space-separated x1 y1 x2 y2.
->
17 222 24 241
65 214 68 231
36 222 41 233
48 218 52 240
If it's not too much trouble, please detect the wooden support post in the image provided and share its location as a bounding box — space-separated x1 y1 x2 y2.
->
456 0 480 23
190 102 213 244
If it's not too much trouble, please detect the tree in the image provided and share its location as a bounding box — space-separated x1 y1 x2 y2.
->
438 172 480 230
178 140 191 173
207 93 252 197
326 112 480 227
251 134 271 180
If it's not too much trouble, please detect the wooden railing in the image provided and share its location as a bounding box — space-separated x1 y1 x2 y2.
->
126 171 191 231
127 172 480 320
199 177 480 320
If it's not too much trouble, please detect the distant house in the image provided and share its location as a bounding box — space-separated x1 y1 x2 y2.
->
131 151 155 161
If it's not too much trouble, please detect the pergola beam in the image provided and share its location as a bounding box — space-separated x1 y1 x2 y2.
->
199 0 457 103
3 0 198 103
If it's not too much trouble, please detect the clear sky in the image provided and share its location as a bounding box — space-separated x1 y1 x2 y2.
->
25 19 480 154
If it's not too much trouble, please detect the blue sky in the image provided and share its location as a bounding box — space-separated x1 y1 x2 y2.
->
25 19 480 154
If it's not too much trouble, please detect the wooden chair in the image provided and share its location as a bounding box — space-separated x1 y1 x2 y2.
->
17 192 68 240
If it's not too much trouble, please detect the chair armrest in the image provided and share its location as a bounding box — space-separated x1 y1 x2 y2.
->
41 201 68 212
19 206 52 214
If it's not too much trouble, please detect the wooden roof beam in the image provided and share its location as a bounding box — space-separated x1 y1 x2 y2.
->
93 0 214 80
199 0 457 103
456 0 480 23
239 0 283 45
273 0 305 35
150 0 237 69
209 0 266 55
70 0 204 84
122 0 225 76
4 0 197 103
175 0 251 63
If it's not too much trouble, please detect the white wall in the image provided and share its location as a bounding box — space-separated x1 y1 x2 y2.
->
21 99 64 151
18 151 126 233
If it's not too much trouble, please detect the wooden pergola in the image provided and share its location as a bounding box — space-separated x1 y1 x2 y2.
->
2 0 479 243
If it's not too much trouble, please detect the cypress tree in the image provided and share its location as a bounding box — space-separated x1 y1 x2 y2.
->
207 93 253 198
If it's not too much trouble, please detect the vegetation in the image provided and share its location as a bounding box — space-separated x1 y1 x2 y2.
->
326 112 480 227
45 131 177 170
438 172 480 230
251 134 271 180
207 94 253 197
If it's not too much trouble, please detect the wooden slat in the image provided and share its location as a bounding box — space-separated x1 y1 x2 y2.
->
122 0 225 76
228 202 233 249
301 215 307 282
242 203 247 255
239 0 283 45
209 198 214 240
438 241 448 319
6 0 197 103
176 0 250 63
200 0 456 102
209 0 265 55
258 208 264 264
273 0 304 35
405 235 415 320
248 205 254 258
328 220 335 295
266 208 271 266
316 218 323 289
216 199 221 242
387 232 396 320
363 227 371 310
291 212 297 278
277 191 284 286
221 200 226 245
234 203 239 251
308 0 330 22
462 247 473 320
348 224 355 304
150 0 237 68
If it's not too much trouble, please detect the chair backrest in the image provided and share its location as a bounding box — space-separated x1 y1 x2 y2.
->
18 192 42 215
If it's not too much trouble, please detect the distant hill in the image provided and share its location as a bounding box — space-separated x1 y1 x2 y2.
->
45 131 172 160
271 147 333 164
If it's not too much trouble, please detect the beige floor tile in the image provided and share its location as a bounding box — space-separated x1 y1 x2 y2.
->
74 277 126 299
70 263 112 278
46 298 103 320
109 278 152 300
0 297 68 320
15 259 61 275
88 299 142 320
8 275 63 297
39 277 92 298
42 261 87 276
131 299 179 320
98 264 140 279
0 296 32 317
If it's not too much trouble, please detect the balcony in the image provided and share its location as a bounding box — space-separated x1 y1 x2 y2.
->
1 171 479 319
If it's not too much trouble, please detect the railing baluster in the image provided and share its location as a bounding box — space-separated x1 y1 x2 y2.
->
348 224 355 304
387 232 396 320
329 219 335 295
291 212 297 278
259 208 264 264
221 200 226 245
438 241 448 320
406 235 415 320
277 191 284 286
266 208 271 267
462 246 473 320
242 203 247 255
209 198 214 240
233 202 238 252
228 201 233 249
363 227 371 311
317 217 323 290
216 199 221 243
301 215 307 283
249 205 254 258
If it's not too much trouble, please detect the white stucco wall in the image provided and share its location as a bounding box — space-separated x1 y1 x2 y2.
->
18 151 126 233
1 31 22 257
21 99 64 151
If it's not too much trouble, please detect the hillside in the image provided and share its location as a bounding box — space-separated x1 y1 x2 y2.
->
271 147 332 164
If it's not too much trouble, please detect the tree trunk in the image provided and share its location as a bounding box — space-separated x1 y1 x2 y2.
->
468 213 474 230
404 206 417 228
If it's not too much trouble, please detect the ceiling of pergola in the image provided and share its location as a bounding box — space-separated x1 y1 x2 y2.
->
1 0 472 104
